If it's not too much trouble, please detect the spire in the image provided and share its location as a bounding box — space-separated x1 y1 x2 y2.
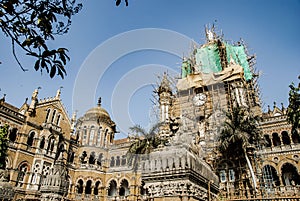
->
56 86 63 99
158 73 172 94
97 97 102 107
29 87 40 114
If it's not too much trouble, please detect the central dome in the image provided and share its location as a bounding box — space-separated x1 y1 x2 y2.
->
85 105 109 117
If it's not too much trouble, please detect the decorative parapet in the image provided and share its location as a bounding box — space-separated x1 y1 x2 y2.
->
0 104 25 123
139 145 219 200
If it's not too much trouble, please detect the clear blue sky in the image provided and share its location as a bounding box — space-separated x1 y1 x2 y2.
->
1 0 299 137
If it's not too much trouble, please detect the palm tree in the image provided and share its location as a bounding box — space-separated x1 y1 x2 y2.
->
218 107 263 194
127 123 164 170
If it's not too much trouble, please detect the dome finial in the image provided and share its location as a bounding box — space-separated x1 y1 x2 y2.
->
97 97 101 107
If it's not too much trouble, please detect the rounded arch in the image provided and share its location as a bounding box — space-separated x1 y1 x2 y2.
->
76 179 84 194
51 109 57 123
89 151 96 164
85 179 93 194
46 135 56 153
281 163 300 186
17 161 31 171
39 136 45 149
281 131 291 145
272 132 281 146
262 164 280 187
89 125 95 145
94 179 102 196
119 179 130 196
16 161 30 187
9 127 18 142
107 179 117 196
264 134 272 147
292 130 300 144
27 130 36 146
45 108 51 123
82 126 87 145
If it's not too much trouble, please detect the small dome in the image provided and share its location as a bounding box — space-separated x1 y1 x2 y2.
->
85 106 110 117
81 98 115 129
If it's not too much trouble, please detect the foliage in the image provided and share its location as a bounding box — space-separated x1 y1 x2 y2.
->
0 124 9 169
218 107 262 156
218 107 263 192
127 123 164 169
287 76 300 134
0 0 82 78
116 0 128 6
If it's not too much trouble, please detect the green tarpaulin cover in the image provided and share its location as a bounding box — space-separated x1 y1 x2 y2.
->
195 44 222 74
226 43 252 81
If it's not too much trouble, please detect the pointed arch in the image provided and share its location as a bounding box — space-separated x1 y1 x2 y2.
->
107 179 117 196
119 179 130 196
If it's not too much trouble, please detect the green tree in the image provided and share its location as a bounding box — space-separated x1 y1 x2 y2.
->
0 124 9 169
287 76 300 135
0 0 130 78
218 107 263 193
127 123 164 169
0 0 82 78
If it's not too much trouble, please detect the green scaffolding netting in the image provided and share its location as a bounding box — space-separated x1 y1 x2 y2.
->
181 42 253 81
195 44 222 74
226 43 252 80
181 60 192 78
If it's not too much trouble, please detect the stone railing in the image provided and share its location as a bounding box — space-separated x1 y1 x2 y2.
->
220 185 300 201
259 143 300 155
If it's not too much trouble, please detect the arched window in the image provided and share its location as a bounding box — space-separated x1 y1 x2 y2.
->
39 137 45 149
97 153 103 166
82 126 87 145
121 155 126 166
281 163 300 186
281 131 291 145
89 152 96 164
110 157 115 167
292 130 300 144
85 180 92 194
116 156 120 166
77 179 84 194
45 108 51 123
27 131 35 146
96 128 101 146
51 110 56 123
104 129 108 146
9 127 18 142
94 181 101 195
272 133 281 146
108 180 117 196
264 134 272 147
89 126 95 145
262 165 280 188
47 137 55 153
119 179 129 196
219 170 226 183
228 169 235 182
56 114 61 126
80 151 87 163
16 163 28 187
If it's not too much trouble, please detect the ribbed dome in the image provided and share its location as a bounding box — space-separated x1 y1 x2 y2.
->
82 98 113 123
85 105 110 117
